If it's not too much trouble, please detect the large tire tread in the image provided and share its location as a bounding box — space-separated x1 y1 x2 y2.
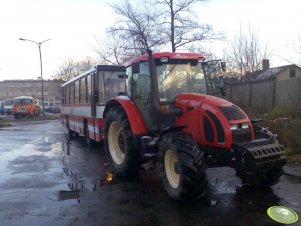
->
159 132 207 202
104 106 139 178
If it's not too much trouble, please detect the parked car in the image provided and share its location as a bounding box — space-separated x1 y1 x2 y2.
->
0 101 4 114
51 106 61 114
3 99 13 115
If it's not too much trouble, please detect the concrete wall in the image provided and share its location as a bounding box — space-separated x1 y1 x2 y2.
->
226 76 301 113
275 77 301 110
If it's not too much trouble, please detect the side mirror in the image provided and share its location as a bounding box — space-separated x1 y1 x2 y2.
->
221 61 226 72
132 62 140 74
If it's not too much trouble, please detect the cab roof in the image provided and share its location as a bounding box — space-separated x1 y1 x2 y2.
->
126 52 204 67
14 96 34 100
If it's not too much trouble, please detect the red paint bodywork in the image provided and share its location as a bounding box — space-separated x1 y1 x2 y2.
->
111 93 254 149
174 93 254 149
106 96 148 135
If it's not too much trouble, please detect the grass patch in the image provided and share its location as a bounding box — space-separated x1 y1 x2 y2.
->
243 107 301 156
287 154 301 163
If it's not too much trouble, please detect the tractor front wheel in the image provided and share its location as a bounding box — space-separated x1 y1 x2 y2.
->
104 107 139 178
159 132 207 202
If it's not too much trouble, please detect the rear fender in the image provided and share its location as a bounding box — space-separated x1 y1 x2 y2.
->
104 96 148 135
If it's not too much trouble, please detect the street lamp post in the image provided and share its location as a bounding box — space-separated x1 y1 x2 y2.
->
19 38 51 117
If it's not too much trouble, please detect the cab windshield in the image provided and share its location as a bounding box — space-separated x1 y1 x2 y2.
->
157 62 206 100
128 61 207 102
14 99 32 105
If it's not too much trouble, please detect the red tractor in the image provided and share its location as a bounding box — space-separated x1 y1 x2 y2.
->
103 51 286 201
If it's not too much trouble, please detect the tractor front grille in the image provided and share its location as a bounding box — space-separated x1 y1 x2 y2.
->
17 108 26 112
232 128 252 143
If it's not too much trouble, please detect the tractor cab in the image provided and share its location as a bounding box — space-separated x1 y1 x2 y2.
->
125 52 225 130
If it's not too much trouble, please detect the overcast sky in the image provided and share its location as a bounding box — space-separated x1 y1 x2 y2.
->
0 0 300 81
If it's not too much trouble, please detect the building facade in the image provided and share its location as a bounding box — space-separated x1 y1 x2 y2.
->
0 79 63 102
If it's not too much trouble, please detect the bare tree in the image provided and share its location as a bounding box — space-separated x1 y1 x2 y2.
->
224 26 270 78
92 34 143 65
284 35 301 65
109 0 166 52
92 0 221 62
157 0 222 52
52 57 96 82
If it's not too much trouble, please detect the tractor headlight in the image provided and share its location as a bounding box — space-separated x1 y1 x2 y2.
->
230 124 238 130
160 57 169 62
241 123 249 129
230 123 249 130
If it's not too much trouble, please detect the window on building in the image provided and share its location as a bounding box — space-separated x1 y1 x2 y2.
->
290 66 296 77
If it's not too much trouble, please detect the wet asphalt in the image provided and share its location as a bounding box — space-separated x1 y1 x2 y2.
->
0 118 300 226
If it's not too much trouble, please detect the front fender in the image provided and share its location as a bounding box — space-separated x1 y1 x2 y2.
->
104 96 148 135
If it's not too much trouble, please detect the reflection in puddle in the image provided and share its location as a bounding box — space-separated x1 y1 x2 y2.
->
212 177 237 194
60 136 113 202
58 190 80 201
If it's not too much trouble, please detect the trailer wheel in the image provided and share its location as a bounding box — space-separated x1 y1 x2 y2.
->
104 107 139 177
159 132 207 202
84 121 91 148
66 119 75 139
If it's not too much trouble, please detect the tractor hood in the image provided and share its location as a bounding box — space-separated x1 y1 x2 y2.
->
175 93 249 122
175 93 233 109
175 93 253 148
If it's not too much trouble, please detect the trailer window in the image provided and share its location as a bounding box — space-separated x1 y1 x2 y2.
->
75 80 80 104
87 75 92 103
65 86 70 104
70 82 75 104
80 77 87 103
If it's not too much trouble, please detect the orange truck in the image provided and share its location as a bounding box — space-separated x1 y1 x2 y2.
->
13 96 41 119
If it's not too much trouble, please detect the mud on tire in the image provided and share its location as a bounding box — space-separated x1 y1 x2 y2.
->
104 106 139 178
159 132 207 202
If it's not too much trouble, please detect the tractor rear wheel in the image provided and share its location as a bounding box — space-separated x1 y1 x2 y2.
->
104 107 139 178
159 132 207 202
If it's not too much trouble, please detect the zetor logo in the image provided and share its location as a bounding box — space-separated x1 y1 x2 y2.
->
201 103 217 114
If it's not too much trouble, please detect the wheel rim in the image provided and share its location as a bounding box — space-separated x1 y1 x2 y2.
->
165 149 180 188
108 121 125 165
